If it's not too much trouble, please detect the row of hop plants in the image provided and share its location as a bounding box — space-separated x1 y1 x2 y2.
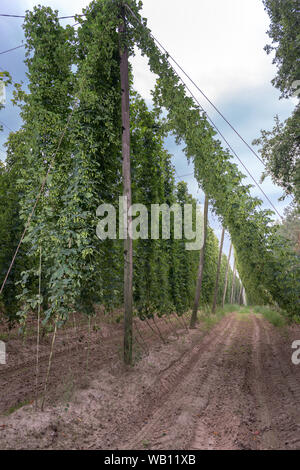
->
0 2 239 333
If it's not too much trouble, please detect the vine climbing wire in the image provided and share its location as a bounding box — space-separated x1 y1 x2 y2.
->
124 3 283 220
0 44 25 55
175 173 194 180
125 4 265 167
0 20 81 58
0 99 79 296
0 119 14 133
176 79 283 220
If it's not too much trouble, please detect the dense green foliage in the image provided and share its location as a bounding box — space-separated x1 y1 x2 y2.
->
0 1 236 328
262 0 300 99
276 205 300 255
253 110 300 205
128 0 299 317
0 0 297 332
254 0 300 209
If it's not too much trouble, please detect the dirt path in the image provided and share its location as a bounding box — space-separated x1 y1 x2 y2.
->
121 312 300 450
0 311 299 450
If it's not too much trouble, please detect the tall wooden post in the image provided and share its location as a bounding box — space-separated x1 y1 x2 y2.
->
239 285 244 305
222 241 232 308
212 226 225 314
230 259 236 305
119 5 133 364
190 194 209 328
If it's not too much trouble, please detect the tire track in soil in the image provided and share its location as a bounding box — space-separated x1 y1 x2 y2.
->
0 324 124 413
252 315 300 450
191 313 300 450
188 315 260 450
121 313 300 450
2 312 298 450
119 314 237 450
247 314 278 449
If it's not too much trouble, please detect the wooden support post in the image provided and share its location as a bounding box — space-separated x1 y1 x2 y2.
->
222 241 232 308
230 259 236 305
212 226 225 314
119 5 133 365
239 285 244 305
190 194 209 328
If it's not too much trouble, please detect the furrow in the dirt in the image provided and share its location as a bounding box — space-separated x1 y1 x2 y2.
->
252 315 300 450
0 327 122 377
159 315 242 450
121 314 237 450
0 336 121 412
190 315 250 450
247 314 279 450
0 315 185 379
157 315 235 394
0 315 185 414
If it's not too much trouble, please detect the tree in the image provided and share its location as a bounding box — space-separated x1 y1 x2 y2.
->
277 205 300 255
263 0 300 99
1 0 299 350
253 1 300 208
253 109 300 206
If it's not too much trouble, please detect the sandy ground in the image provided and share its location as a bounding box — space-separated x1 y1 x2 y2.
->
0 310 299 450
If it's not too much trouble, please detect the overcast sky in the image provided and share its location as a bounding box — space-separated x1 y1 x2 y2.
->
0 0 297 262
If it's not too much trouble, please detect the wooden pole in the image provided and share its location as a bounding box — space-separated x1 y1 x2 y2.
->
35 245 42 410
212 226 225 314
190 194 209 328
239 285 244 305
230 259 236 304
41 319 57 411
119 5 133 365
222 241 232 308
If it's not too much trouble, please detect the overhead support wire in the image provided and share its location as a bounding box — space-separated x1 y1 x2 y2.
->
153 38 265 166
0 13 85 19
175 173 194 180
125 8 265 168
0 44 25 55
0 120 14 133
0 14 25 18
124 4 282 220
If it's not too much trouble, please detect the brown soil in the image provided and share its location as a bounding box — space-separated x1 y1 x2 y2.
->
0 311 299 450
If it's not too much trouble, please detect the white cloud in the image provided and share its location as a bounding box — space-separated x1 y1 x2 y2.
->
1 0 296 229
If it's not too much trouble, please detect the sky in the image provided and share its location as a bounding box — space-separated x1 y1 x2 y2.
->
0 0 297 264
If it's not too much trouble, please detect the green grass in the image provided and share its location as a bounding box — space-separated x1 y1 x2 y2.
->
220 304 241 314
196 304 247 331
4 399 32 416
205 304 289 328
291 315 300 325
199 307 226 331
252 305 287 327
236 306 252 314
0 333 9 342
